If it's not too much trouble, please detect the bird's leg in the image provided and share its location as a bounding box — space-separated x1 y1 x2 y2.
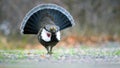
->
44 45 53 54
49 46 53 54
44 46 50 54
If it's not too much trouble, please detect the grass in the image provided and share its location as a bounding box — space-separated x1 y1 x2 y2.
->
0 35 38 49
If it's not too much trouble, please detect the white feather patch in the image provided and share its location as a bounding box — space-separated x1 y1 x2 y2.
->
41 29 51 42
56 31 60 41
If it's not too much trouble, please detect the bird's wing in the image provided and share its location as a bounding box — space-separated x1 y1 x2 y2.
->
20 4 75 34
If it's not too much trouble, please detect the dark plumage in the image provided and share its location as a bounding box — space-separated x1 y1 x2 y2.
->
20 4 75 54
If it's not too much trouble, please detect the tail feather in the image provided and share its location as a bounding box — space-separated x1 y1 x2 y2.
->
24 24 38 31
59 20 71 30
20 4 75 34
24 29 37 34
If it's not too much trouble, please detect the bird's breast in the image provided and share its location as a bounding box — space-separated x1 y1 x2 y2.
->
40 28 60 43
41 29 51 42
56 31 60 41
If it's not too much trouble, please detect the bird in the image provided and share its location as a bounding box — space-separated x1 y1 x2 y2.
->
20 4 75 54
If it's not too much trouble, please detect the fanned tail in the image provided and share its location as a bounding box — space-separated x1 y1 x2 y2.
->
20 4 75 34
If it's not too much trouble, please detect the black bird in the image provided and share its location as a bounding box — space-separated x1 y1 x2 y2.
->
20 4 75 54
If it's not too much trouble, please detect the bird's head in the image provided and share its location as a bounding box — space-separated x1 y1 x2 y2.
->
44 25 59 34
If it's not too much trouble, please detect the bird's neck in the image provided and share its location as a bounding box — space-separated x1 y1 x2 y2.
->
51 33 58 42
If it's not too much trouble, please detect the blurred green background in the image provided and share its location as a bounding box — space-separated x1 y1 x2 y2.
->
0 0 120 49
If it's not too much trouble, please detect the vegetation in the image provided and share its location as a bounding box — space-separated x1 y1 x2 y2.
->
0 0 120 36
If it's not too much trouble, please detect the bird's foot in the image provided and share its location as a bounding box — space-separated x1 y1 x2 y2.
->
47 52 53 55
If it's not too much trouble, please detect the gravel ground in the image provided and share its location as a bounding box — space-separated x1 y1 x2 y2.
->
0 48 120 64
0 42 120 68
